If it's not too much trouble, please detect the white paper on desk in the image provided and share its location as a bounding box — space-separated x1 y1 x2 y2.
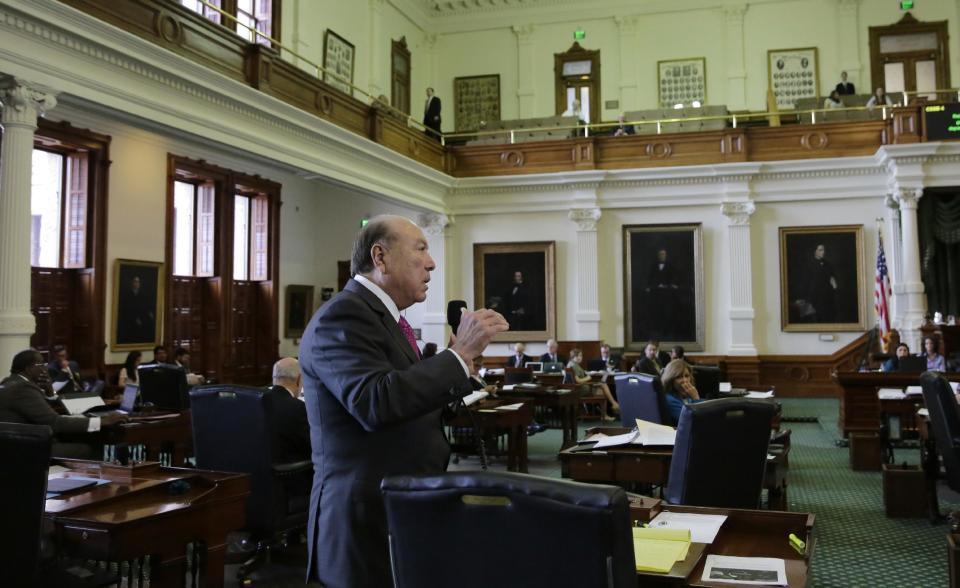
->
580 432 606 443
951 382 960 393
878 388 906 400
462 390 489 407
52 381 69 393
906 385 923 396
918 408 930 417
501 384 517 391
632 419 676 446
486 368 504 375
719 382 732 393
495 402 524 411
746 390 774 399
702 555 787 586
593 431 640 449
60 395 105 415
648 511 727 544
48 465 70 476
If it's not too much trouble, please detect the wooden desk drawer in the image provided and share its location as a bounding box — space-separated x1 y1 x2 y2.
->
59 525 112 559
565 454 614 480
613 454 670 485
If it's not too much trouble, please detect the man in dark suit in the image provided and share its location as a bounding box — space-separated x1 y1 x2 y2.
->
423 87 441 138
588 343 620 371
646 248 680 340
1 349 126 458
300 215 508 588
633 341 663 376
835 71 855 96
540 338 566 365
267 357 311 464
505 341 533 368
505 270 535 330
47 344 83 394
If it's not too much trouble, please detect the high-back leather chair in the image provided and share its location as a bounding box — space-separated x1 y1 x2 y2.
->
691 364 722 400
189 385 312 574
504 367 534 385
665 398 775 509
615 373 667 426
381 471 635 588
0 422 51 587
920 372 960 491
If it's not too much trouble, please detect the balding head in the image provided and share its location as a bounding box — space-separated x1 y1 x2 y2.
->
349 215 435 311
272 357 301 397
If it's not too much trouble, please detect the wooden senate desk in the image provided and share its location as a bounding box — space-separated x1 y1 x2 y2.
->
96 411 193 466
560 427 790 510
496 384 580 449
46 459 249 587
629 496 815 586
445 398 533 472
833 372 960 438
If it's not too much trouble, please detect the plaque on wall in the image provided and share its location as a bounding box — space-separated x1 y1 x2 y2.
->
768 47 819 111
657 58 706 108
454 74 501 133
323 29 355 96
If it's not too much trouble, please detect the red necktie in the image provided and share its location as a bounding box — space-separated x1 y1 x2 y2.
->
398 316 421 359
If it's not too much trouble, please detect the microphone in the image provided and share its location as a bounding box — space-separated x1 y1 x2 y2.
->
447 300 467 332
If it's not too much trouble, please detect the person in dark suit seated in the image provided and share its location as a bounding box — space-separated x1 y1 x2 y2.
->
267 357 311 463
47 344 82 390
540 338 566 365
670 345 687 364
633 340 664 375
505 342 533 368
0 349 127 458
613 113 635 136
835 71 855 96
588 343 619 371
661 359 702 425
173 347 205 386
151 345 168 364
881 343 910 372
299 215 508 587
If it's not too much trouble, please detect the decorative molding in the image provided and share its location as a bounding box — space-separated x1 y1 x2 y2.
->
614 14 639 31
895 187 922 209
720 200 756 225
568 207 601 231
418 212 451 236
0 75 58 126
722 3 748 22
511 23 535 41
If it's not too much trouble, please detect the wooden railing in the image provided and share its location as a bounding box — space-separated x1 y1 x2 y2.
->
60 0 937 179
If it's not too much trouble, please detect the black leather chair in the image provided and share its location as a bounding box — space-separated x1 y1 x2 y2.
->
664 398 775 509
691 364 722 399
137 363 189 410
920 371 960 492
189 385 312 578
381 471 635 588
615 373 668 426
504 367 534 384
0 422 117 588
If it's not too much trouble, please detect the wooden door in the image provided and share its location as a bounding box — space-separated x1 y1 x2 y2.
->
870 13 950 100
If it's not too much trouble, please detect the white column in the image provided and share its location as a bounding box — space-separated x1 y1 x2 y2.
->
569 208 602 340
615 16 639 111
836 0 863 90
721 200 758 355
884 194 903 329
418 212 451 347
513 24 536 118
723 5 748 111
895 187 926 349
0 76 57 363
367 0 385 99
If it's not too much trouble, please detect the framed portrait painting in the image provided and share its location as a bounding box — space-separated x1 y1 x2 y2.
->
779 225 865 332
768 47 819 110
111 259 163 350
285 285 315 339
454 74 501 132
473 242 555 342
323 29 355 95
657 57 706 108
623 224 704 351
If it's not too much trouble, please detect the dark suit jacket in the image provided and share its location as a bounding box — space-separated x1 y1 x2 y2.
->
265 385 311 464
0 375 91 436
634 356 662 375
47 360 80 383
835 82 855 95
300 279 470 588
505 353 534 368
540 352 567 365
423 95 441 132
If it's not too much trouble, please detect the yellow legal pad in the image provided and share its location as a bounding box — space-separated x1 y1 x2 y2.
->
632 527 692 573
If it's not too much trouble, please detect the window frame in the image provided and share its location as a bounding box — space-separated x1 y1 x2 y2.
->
177 0 283 49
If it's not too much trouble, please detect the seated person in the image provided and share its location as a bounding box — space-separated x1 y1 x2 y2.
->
866 87 893 109
633 340 664 375
505 342 533 368
881 343 910 372
267 358 311 463
471 355 498 396
567 348 619 420
173 347 205 386
151 345 169 364
823 90 843 109
0 349 126 458
670 345 686 362
540 338 566 365
118 350 141 386
921 336 946 372
47 344 83 390
613 113 635 136
588 343 619 372
661 359 702 425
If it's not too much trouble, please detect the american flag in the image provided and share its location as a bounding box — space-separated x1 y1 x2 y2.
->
875 234 892 348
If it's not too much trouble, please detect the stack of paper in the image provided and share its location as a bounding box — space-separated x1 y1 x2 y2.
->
718 382 732 393
648 511 727 543
905 385 923 396
917 408 930 417
632 527 691 573
877 388 906 400
494 402 524 411
745 390 774 399
633 419 677 446
461 390 489 407
702 555 787 586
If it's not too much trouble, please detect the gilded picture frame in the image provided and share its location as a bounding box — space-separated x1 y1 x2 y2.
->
111 259 164 351
474 242 556 342
779 225 865 332
657 57 707 108
323 29 355 96
623 224 704 351
768 47 820 111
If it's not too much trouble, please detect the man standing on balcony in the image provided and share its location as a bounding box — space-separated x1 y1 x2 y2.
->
423 87 442 139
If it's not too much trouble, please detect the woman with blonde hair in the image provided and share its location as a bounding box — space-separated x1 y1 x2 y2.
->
660 359 701 424
567 348 619 420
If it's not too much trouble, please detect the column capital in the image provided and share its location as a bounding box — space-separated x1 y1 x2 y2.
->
368 0 385 11
723 4 747 22
512 24 535 42
894 187 922 210
0 76 58 128
836 0 861 14
614 15 639 32
884 193 900 209
568 207 601 231
418 212 451 236
423 33 438 50
721 200 756 225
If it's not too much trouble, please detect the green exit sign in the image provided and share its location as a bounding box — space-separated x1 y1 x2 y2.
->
361 218 369 227
900 0 913 9
574 28 585 41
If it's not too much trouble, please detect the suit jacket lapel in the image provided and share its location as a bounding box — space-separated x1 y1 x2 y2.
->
345 280 418 365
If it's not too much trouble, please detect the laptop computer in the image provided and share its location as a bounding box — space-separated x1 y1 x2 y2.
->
542 362 564 374
524 362 543 372
898 356 926 372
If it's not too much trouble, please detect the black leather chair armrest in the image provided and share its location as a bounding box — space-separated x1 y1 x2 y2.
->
272 460 312 475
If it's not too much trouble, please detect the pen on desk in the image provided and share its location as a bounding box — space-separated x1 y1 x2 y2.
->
788 533 806 555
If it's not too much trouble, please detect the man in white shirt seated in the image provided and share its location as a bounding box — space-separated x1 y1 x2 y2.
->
173 347 205 386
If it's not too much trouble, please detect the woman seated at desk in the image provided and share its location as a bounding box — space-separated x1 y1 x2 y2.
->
881 343 910 372
661 359 702 425
922 336 946 372
118 350 141 386
566 348 619 420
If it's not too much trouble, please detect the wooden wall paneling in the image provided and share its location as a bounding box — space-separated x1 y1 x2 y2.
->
231 280 258 383
746 121 887 161
375 113 446 170
725 356 761 388
595 129 747 170
448 139 593 177
891 106 922 143
203 277 223 382
72 269 97 373
256 280 277 383
170 276 204 368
